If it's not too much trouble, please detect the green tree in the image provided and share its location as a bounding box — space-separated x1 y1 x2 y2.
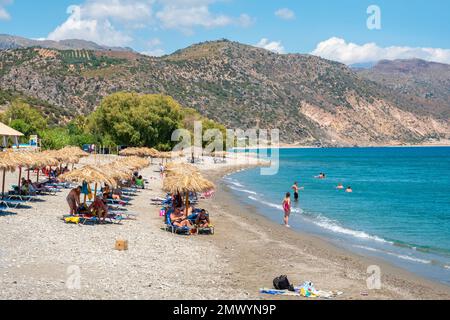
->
89 92 184 147
182 108 227 147
39 128 71 150
1 100 47 138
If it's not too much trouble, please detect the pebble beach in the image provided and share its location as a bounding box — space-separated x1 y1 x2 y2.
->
1 154 450 300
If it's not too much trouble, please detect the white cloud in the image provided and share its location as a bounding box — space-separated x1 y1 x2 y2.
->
0 8 9 20
79 0 153 22
156 0 253 34
141 48 165 56
312 37 450 65
47 5 133 47
141 37 165 56
147 37 161 47
47 0 253 46
256 38 285 54
0 0 13 21
275 8 295 20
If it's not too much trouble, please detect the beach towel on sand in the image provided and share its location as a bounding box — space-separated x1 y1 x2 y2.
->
64 216 80 224
260 281 343 299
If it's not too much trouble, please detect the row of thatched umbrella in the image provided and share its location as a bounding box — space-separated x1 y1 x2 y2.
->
119 147 160 158
59 156 150 203
119 147 230 161
162 163 215 209
0 147 89 198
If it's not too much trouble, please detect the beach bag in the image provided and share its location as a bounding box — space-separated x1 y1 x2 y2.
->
273 275 295 291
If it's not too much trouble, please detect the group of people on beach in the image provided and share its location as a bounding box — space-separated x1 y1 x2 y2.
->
65 171 144 224
169 206 211 229
281 173 353 228
18 178 44 196
66 186 109 223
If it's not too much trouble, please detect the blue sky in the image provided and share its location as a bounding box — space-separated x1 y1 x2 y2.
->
1 0 450 64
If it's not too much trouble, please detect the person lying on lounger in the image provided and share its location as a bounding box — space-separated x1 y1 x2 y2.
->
112 188 122 200
89 196 109 224
170 208 192 228
195 209 211 228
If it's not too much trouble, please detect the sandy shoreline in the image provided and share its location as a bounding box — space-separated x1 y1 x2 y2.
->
0 154 449 300
206 165 450 300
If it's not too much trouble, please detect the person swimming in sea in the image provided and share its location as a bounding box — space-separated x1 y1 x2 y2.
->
282 192 292 228
346 186 353 193
336 183 344 190
315 173 326 179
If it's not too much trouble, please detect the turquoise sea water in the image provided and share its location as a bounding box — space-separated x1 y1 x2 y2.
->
225 147 450 285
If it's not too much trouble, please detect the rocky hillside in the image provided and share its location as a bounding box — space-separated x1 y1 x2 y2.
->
357 59 450 119
0 39 449 146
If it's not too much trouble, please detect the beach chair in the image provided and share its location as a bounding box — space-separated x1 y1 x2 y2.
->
110 210 138 220
122 187 141 193
0 199 27 209
188 211 215 235
164 209 191 235
121 191 138 197
6 194 40 202
106 198 130 206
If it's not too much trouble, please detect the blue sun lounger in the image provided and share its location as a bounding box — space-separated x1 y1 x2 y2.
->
188 211 215 235
0 199 27 209
164 209 191 235
6 194 40 202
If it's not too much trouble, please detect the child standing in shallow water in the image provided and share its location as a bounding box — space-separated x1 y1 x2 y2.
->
282 192 292 228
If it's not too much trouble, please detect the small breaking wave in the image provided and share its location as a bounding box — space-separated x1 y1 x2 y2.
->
353 245 432 264
312 215 391 244
228 185 258 196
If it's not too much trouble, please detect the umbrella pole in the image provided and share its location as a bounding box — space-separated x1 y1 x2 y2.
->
185 191 189 214
18 166 22 190
27 166 30 180
94 183 98 199
2 168 6 200
36 170 40 183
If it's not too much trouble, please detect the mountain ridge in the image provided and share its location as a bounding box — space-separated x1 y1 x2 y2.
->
0 37 449 146
0 34 134 52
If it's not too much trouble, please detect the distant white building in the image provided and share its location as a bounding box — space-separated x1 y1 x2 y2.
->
0 122 24 148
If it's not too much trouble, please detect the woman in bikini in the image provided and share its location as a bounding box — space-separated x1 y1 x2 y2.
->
282 192 292 228
89 196 109 224
195 209 211 228
170 208 192 228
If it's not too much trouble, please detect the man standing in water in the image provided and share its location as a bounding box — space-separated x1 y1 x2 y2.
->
291 182 304 202
282 192 291 228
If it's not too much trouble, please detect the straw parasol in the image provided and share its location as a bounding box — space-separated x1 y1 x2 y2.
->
11 151 37 188
118 156 150 171
98 163 133 181
59 146 89 158
165 163 200 177
119 148 139 157
0 151 18 198
60 165 117 203
158 151 174 163
163 171 215 209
